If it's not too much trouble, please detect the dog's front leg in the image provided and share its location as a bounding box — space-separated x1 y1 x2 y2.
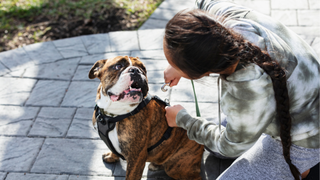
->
125 148 148 180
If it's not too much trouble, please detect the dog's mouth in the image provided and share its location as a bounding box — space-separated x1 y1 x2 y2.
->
107 81 143 102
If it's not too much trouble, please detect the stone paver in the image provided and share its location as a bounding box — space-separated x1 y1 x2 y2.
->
5 173 69 180
109 31 139 52
26 80 70 106
6 57 80 80
0 172 6 180
0 78 37 105
0 137 44 171
66 108 99 139
271 10 298 26
131 50 166 60
79 52 131 65
234 0 270 15
53 37 88 58
0 106 39 136
23 41 63 64
81 34 111 54
61 81 98 107
271 0 309 9
0 0 318 179
69 175 115 180
298 10 320 26
138 29 165 50
31 138 114 175
0 48 33 71
28 107 76 137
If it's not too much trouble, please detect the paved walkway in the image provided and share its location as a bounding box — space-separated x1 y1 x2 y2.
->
0 0 319 180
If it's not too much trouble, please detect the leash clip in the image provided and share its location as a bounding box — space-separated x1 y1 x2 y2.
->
161 83 172 105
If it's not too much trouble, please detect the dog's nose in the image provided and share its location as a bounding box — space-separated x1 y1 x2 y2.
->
128 68 140 74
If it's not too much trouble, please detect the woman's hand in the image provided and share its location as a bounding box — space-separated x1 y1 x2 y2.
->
165 104 185 127
164 65 182 87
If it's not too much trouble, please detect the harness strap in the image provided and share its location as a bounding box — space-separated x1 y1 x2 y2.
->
95 94 172 160
147 127 173 152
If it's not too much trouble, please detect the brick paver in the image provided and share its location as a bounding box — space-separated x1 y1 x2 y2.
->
0 0 318 179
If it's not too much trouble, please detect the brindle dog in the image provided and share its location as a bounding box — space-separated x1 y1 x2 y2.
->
89 56 204 180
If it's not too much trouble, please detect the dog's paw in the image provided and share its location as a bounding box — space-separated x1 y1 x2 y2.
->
102 152 120 163
148 162 164 171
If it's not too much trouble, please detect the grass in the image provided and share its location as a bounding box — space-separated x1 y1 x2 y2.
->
0 0 163 51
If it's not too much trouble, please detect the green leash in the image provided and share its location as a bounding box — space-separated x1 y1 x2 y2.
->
191 80 201 117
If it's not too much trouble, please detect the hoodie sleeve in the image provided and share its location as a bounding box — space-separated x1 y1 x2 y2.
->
176 64 277 157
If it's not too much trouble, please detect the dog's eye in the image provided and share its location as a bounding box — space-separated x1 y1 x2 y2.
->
113 64 123 70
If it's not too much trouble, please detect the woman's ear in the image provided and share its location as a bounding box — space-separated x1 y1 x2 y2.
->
88 59 107 79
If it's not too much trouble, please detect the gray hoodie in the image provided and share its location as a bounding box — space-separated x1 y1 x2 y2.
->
176 0 320 158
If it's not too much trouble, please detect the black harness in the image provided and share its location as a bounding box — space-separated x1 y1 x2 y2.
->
94 94 173 160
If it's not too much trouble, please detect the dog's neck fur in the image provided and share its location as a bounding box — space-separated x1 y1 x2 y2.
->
96 87 140 115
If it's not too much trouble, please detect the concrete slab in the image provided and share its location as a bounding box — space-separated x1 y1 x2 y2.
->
79 52 131 65
289 26 320 36
6 57 80 80
26 80 70 106
298 10 320 26
148 8 179 21
23 41 63 64
309 0 320 9
139 19 168 30
73 65 99 81
0 48 33 71
131 50 165 60
61 81 98 108
0 106 39 136
140 59 169 71
234 0 270 15
0 62 10 76
28 107 76 137
69 175 114 180
67 108 100 139
0 137 44 171
138 29 164 50
270 0 309 9
271 10 298 26
0 172 6 180
31 138 114 176
53 37 88 58
109 31 139 52
81 34 111 54
158 0 195 10
5 173 69 180
0 78 37 105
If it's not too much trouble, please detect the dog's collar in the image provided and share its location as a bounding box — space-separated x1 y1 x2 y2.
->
95 94 172 160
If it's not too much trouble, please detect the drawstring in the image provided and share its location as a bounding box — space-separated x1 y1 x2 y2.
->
217 76 221 134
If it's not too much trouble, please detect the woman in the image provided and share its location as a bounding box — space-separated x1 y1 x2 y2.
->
163 0 319 179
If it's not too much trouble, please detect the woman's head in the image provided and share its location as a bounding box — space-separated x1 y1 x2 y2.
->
164 9 241 79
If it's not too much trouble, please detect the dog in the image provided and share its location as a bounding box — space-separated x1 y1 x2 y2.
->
88 56 204 180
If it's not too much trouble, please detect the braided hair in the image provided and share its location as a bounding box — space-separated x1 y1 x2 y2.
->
164 9 300 179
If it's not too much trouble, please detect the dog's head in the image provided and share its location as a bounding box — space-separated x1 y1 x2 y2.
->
89 56 148 114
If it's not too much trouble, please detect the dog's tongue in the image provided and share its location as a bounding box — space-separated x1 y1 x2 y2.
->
110 95 119 101
110 88 141 102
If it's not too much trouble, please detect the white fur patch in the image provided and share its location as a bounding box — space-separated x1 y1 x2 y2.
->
109 125 121 154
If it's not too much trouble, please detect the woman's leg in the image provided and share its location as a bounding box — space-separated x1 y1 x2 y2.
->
215 134 320 180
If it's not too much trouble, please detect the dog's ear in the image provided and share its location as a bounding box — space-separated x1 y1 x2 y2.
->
88 59 107 79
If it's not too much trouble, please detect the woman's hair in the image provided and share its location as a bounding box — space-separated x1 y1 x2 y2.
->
165 9 300 179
